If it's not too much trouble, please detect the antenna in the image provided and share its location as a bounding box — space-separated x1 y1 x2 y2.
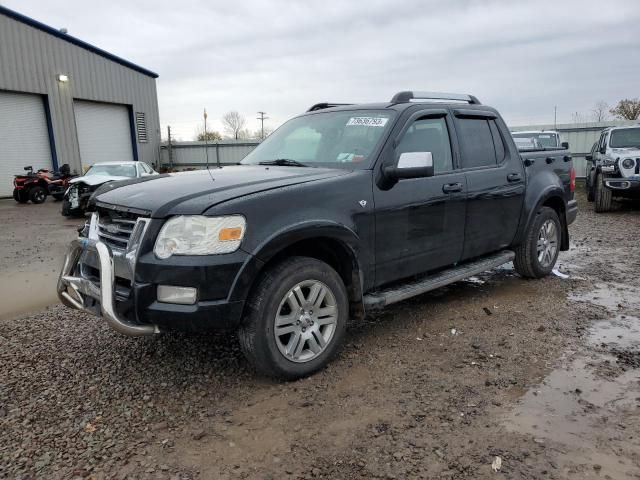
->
203 108 209 169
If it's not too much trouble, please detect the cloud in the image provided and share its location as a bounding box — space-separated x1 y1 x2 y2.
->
9 0 640 138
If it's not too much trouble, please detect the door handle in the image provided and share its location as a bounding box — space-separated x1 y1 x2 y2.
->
507 173 522 182
442 182 463 193
545 156 555 164
563 155 571 162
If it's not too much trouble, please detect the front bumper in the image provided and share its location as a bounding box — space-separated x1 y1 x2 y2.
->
58 209 257 335
58 236 250 335
604 177 640 191
58 238 160 336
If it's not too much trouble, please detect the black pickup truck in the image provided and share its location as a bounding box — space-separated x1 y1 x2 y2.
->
58 91 577 379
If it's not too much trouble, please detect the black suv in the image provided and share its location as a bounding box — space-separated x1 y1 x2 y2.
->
58 91 577 379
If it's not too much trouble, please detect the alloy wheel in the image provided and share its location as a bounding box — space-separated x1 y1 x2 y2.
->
273 279 338 363
536 219 558 268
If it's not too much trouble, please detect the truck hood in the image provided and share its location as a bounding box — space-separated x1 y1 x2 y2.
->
70 174 130 186
612 147 640 156
94 165 350 217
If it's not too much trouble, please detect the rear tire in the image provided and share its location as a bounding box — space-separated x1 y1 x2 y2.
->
13 189 28 204
29 186 47 204
513 207 561 279
586 172 595 202
238 256 349 380
594 172 612 212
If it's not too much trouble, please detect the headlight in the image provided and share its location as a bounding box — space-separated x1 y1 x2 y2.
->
154 215 246 259
621 158 635 170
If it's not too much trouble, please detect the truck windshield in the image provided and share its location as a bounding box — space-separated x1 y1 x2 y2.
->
241 110 394 168
610 128 640 148
512 132 558 148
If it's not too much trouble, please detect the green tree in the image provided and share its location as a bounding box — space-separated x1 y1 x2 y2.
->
609 98 640 120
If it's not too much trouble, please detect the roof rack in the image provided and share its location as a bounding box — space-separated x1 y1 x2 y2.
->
307 103 354 112
390 91 481 105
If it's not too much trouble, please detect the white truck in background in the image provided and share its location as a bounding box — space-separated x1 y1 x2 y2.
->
585 125 640 212
511 130 568 150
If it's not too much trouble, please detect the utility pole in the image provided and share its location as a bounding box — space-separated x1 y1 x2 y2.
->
257 111 269 139
203 108 210 168
167 125 173 169
554 105 557 130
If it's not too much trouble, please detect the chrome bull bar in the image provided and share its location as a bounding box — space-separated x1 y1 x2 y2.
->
57 237 159 337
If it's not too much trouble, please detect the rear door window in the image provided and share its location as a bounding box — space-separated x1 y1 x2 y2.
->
489 121 505 163
457 118 497 169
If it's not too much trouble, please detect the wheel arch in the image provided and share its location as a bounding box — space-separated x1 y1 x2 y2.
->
232 222 365 321
517 187 569 251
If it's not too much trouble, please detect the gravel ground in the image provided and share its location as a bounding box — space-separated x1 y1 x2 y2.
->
1 189 639 479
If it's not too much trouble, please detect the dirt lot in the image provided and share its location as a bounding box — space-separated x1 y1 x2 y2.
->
1 190 639 480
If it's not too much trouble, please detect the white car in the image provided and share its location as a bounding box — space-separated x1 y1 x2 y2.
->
62 161 157 216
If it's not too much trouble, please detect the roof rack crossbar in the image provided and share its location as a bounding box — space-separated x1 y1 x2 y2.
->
307 103 354 112
391 91 481 105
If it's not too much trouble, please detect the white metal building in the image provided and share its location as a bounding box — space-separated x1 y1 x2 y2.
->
0 5 160 196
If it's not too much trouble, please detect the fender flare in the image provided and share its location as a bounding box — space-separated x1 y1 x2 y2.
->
520 186 569 250
228 221 364 305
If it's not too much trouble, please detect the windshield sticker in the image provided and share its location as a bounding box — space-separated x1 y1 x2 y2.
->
346 117 388 127
336 153 365 163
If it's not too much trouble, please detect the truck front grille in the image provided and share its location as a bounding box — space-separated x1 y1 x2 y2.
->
96 209 147 251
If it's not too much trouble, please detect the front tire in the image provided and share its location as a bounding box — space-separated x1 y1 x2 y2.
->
61 199 84 217
13 188 28 204
514 207 561 279
29 186 47 204
594 172 612 212
238 256 349 380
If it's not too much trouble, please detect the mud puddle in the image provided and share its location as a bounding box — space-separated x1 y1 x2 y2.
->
569 282 640 311
505 283 640 478
589 315 640 350
0 270 60 321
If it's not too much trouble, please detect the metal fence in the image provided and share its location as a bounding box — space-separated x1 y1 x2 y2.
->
510 120 637 177
159 140 260 169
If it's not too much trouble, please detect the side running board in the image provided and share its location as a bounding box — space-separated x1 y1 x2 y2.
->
363 250 515 310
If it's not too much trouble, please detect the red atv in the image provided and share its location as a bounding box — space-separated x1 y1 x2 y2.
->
13 164 75 204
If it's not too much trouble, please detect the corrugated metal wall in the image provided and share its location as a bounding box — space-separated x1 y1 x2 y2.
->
160 141 260 167
511 121 637 177
0 12 160 174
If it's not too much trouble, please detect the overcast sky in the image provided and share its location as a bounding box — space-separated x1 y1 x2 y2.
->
7 0 640 139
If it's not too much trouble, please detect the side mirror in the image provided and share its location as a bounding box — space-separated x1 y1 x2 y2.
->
24 166 33 171
599 147 606 154
561 142 569 149
384 152 434 181
585 154 593 161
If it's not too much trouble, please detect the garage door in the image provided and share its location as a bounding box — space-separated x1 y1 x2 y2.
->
74 101 133 170
0 91 52 197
